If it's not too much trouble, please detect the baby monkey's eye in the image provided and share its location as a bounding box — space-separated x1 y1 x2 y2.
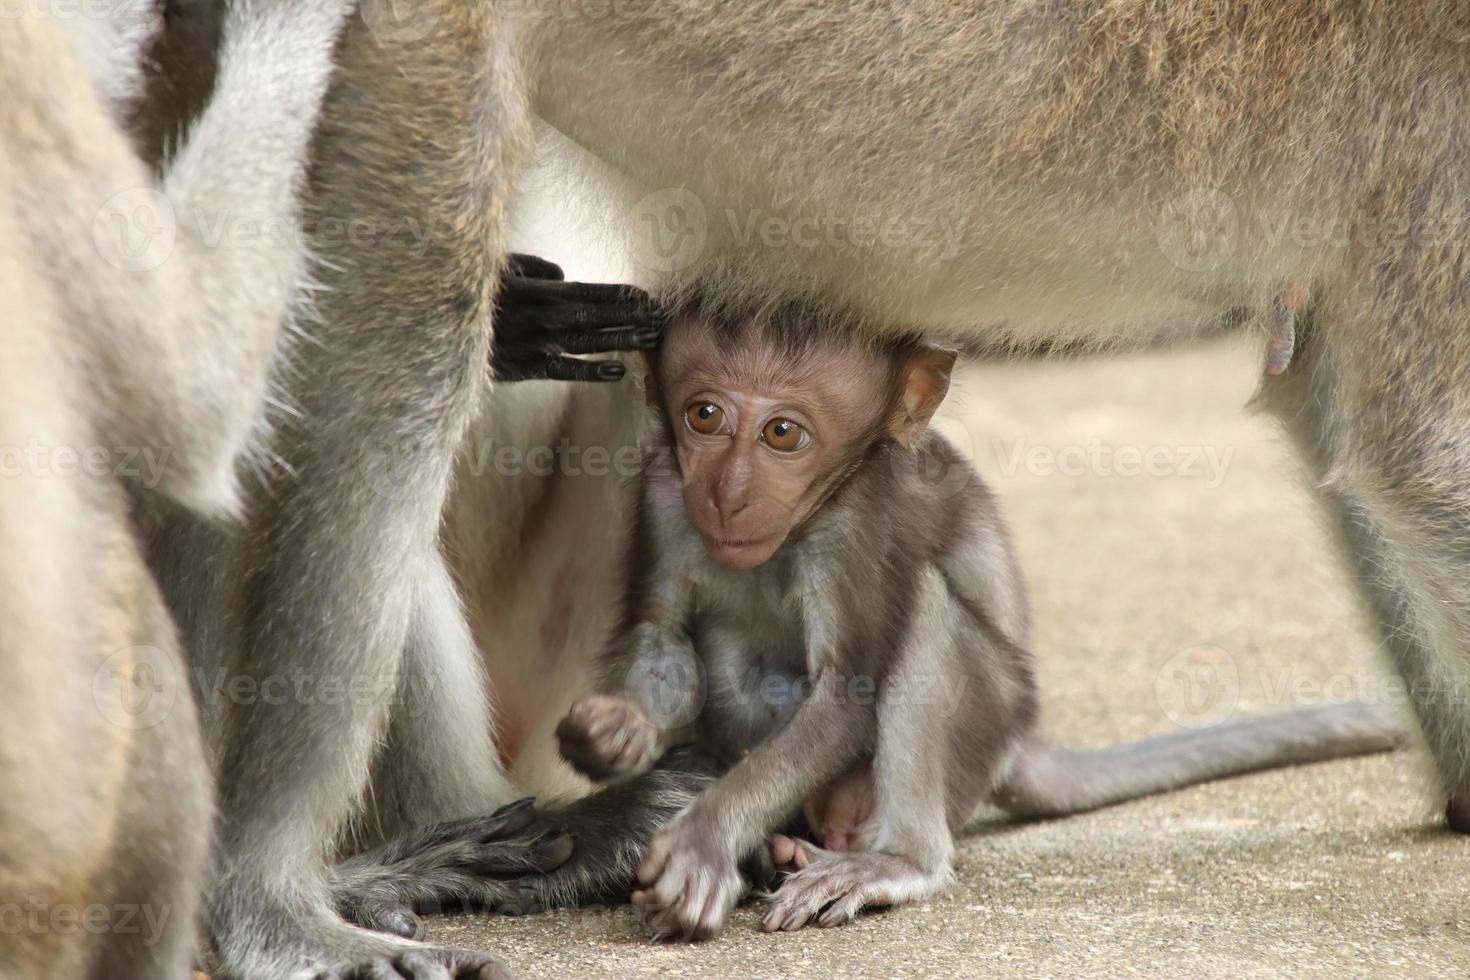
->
685 402 727 435
761 418 810 452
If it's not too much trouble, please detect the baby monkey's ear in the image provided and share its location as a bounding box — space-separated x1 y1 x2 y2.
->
891 345 958 449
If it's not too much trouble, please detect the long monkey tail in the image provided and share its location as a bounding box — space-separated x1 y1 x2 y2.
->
993 700 1408 820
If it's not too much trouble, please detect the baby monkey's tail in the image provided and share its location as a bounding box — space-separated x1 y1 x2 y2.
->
993 700 1407 819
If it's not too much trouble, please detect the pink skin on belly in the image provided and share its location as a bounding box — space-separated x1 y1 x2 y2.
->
770 760 876 871
803 759 876 852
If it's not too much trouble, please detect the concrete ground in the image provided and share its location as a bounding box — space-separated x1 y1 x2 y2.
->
429 334 1470 978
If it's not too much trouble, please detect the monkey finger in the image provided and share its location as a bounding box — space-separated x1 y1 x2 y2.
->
548 325 662 356
383 952 450 980
557 281 656 307
636 837 671 884
614 730 655 772
398 799 537 853
695 886 730 940
768 833 800 871
494 881 545 917
571 696 625 737
478 798 538 840
505 253 565 281
647 895 703 941
466 832 574 876
542 357 626 383
559 298 664 331
349 901 425 941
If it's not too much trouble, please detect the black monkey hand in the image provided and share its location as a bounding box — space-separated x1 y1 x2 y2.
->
492 253 663 383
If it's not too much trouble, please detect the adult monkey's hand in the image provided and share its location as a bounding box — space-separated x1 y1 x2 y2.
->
493 253 663 382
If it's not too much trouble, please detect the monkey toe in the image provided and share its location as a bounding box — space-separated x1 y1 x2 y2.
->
351 901 425 941
332 949 512 980
1445 795 1470 834
394 950 513 980
763 856 878 932
493 882 545 917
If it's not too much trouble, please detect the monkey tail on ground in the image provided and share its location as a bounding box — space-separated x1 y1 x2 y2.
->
994 700 1406 820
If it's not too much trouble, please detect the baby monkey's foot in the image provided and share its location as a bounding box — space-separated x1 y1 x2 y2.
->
556 694 661 781
762 849 944 932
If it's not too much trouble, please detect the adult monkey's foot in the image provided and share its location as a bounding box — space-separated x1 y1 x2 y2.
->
332 798 574 938
209 886 513 980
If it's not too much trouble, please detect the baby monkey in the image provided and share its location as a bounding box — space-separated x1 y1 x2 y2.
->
556 300 1403 939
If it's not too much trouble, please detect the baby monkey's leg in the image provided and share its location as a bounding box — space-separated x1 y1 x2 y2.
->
766 571 975 931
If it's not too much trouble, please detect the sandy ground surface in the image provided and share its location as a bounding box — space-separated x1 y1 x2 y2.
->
428 334 1470 978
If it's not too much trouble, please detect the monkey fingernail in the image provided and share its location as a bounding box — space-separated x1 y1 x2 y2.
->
597 361 626 381
491 796 535 816
380 906 425 941
634 326 663 346
536 833 575 869
486 797 537 836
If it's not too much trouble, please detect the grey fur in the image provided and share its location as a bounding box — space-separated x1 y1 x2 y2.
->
0 0 353 975
557 323 1406 938
141 2 540 976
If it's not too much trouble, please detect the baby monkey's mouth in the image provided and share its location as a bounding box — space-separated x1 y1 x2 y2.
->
700 533 781 570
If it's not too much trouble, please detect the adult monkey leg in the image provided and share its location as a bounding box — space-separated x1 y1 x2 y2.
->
198 4 536 977
1265 270 1470 833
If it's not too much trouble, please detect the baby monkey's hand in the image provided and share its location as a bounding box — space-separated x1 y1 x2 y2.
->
556 694 662 781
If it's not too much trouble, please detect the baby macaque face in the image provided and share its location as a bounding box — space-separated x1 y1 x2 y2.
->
647 310 955 571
